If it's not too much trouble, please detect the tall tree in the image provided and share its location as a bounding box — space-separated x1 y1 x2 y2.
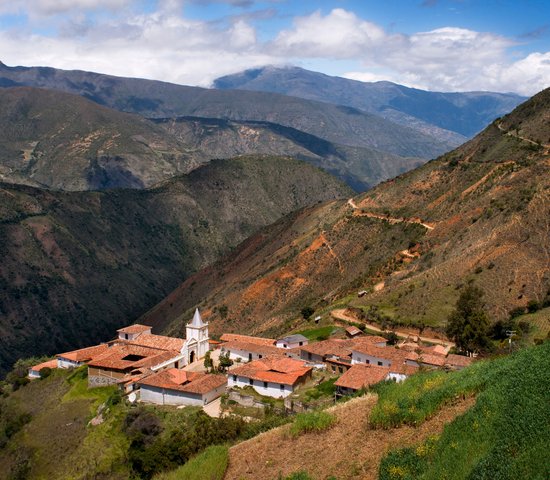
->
446 284 491 353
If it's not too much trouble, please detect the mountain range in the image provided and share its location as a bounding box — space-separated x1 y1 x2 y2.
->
141 88 550 341
214 65 525 139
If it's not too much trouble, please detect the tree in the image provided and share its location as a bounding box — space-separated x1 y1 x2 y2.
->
384 332 399 346
446 285 491 353
203 351 213 373
217 352 233 373
301 306 315 320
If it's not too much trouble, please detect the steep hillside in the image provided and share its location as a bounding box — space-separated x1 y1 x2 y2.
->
0 155 351 374
214 65 525 138
0 87 422 192
0 62 458 159
143 89 550 339
153 117 423 191
0 87 199 190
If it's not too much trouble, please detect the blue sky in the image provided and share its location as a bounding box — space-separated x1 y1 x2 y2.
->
0 0 548 94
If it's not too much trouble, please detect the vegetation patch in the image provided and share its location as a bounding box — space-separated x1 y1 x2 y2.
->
378 342 550 479
288 411 336 437
295 325 340 341
152 445 229 480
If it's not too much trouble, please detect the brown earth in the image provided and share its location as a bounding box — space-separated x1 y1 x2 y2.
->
224 394 475 480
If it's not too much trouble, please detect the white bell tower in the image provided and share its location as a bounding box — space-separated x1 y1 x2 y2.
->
182 308 209 364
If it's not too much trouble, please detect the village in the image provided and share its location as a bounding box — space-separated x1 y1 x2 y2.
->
27 308 473 416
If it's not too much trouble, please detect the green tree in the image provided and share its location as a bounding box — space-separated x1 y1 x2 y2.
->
218 352 233 373
446 285 491 353
203 351 213 373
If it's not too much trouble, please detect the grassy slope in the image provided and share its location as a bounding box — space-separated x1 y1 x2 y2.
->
152 445 229 480
0 155 351 375
378 341 550 480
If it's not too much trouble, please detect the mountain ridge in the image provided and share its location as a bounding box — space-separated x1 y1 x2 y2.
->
214 65 525 138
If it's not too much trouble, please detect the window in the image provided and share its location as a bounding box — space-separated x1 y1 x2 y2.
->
259 355 263 359
331 365 336 372
248 353 252 361
299 341 303 346
366 359 370 364
249 379 253 385
263 381 268 388
280 384 284 391
338 367 343 374
232 375 237 382
308 353 312 360
378 361 383 366
283 344 287 348
125 333 129 340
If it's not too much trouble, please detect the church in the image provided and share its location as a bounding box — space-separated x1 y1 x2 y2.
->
53 308 210 388
181 308 210 365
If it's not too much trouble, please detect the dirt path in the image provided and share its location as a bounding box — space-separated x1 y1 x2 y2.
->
225 394 474 480
496 122 550 148
331 309 454 348
347 198 435 230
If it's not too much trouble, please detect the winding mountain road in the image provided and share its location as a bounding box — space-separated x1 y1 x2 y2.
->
347 198 435 230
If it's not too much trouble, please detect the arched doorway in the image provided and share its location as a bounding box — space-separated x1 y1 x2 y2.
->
189 351 195 364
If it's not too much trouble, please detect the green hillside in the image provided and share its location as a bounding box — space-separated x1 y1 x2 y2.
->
0 155 351 375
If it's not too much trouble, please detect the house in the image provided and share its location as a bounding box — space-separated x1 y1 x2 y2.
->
351 342 417 368
221 340 283 362
138 369 227 406
87 344 182 387
56 344 110 369
117 324 152 341
276 334 308 350
334 364 390 395
228 356 312 398
445 353 473 370
417 353 447 369
28 359 58 379
345 326 363 338
220 333 276 346
300 336 387 366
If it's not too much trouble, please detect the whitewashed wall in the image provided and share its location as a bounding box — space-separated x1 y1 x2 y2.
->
228 374 293 398
351 351 391 367
223 347 266 363
57 357 83 369
140 383 226 406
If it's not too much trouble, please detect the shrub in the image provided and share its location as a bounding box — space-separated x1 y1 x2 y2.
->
289 411 336 437
300 306 315 320
39 367 52 379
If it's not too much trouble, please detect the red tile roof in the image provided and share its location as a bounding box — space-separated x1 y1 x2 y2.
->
351 343 416 364
345 326 362 336
117 324 152 334
30 359 58 372
445 354 473 368
418 353 447 367
57 343 109 362
231 356 312 386
389 363 419 376
301 336 387 360
222 341 283 357
335 364 390 390
88 344 181 371
220 333 276 346
125 334 185 351
138 368 226 395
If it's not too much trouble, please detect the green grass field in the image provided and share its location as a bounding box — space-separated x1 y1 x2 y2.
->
153 445 229 480
378 341 550 479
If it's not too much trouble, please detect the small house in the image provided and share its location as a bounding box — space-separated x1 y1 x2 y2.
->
276 334 308 350
345 326 363 338
229 356 312 398
138 369 227 406
221 340 283 362
334 364 390 395
28 359 58 379
56 344 110 369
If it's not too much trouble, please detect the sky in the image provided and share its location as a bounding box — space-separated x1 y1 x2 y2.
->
0 0 549 95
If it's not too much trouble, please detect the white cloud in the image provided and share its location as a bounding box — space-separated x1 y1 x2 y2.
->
0 5 547 94
0 0 129 16
270 8 387 58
